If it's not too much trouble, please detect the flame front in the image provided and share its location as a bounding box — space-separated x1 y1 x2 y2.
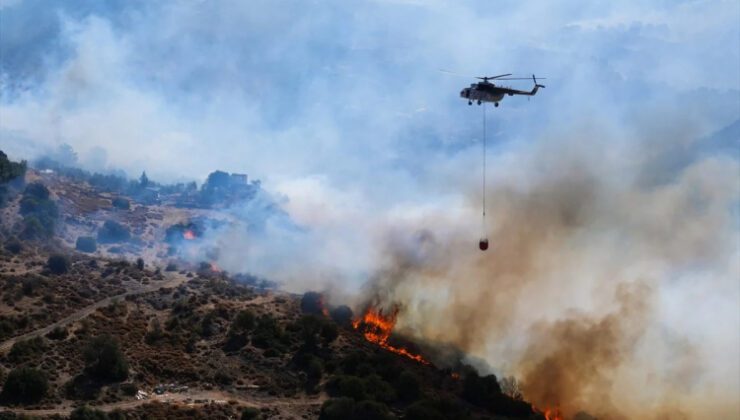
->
183 229 196 240
532 404 563 420
544 407 563 420
352 306 429 365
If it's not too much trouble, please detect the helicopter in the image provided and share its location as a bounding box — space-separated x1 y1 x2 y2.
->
459 74 545 107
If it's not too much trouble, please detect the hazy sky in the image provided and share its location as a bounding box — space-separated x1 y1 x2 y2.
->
1 0 738 188
1 2 739 418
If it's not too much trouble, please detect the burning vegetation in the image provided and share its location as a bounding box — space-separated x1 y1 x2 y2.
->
352 305 430 365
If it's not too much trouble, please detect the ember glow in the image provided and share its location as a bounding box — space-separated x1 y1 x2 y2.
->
532 405 563 420
183 229 196 240
352 306 429 365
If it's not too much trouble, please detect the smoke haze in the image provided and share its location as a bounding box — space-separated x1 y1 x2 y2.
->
1 1 739 418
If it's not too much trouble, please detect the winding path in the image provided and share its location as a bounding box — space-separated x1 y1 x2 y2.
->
1 390 325 417
0 272 189 353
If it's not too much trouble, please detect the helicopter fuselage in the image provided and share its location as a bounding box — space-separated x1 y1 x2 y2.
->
460 83 505 105
459 79 542 107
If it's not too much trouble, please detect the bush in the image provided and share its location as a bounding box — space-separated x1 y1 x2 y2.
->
241 407 260 420
300 291 324 315
396 371 420 402
76 236 97 253
0 368 48 404
111 197 130 210
234 310 256 330
70 405 109 420
354 400 393 420
306 357 323 384
329 305 353 327
19 182 57 239
9 336 45 362
46 325 69 340
327 375 366 400
120 383 137 396
83 335 128 382
21 182 49 202
319 397 356 420
0 151 27 183
97 221 130 243
320 322 339 344
136 258 144 270
4 238 22 254
251 315 285 351
165 262 178 271
47 254 70 274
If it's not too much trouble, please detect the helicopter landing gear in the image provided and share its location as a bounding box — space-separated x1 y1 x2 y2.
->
477 100 482 105
468 100 472 105
494 102 499 107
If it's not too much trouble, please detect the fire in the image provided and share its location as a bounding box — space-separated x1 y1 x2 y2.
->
352 306 429 365
210 262 221 272
532 405 563 420
544 407 563 420
183 229 196 240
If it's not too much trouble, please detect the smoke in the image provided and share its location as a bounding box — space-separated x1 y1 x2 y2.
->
1 1 739 418
348 117 739 419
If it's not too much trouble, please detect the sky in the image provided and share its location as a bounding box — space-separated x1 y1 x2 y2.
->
1 1 739 418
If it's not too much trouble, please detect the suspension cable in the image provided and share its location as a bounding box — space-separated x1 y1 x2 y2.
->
482 103 487 233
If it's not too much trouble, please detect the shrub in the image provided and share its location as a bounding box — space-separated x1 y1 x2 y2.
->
165 262 178 271
405 401 446 420
319 398 356 420
0 368 48 404
111 197 130 210
70 405 109 420
83 335 128 382
329 305 353 327
97 221 130 243
0 151 27 183
47 325 68 340
354 400 393 420
47 254 70 274
241 407 260 420
320 322 339 344
4 238 22 254
19 182 57 239
300 291 324 315
9 336 45 362
232 310 256 332
306 357 323 384
135 258 144 270
396 371 420 402
251 315 285 351
21 182 49 202
76 236 97 253
327 375 366 400
120 383 137 396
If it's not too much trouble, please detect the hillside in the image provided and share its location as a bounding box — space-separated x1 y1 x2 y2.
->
0 160 547 420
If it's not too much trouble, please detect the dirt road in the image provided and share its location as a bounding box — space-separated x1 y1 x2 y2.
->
0 389 325 417
0 272 189 353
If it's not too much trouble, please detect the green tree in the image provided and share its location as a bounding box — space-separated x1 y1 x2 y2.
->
83 335 128 382
47 254 70 274
70 405 109 420
76 236 97 253
0 367 48 404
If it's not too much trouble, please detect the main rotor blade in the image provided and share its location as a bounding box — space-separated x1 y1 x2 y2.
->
439 69 474 77
494 77 548 80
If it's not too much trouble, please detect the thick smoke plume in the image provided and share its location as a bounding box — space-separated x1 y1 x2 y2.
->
350 120 739 419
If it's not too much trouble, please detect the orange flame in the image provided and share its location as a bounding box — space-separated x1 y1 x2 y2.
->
183 230 196 240
532 404 563 420
352 306 429 365
210 262 221 272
